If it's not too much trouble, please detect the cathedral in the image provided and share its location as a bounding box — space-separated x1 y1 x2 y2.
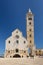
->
4 9 43 58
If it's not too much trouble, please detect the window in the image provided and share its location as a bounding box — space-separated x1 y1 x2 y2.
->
8 51 10 53
27 55 29 58
16 40 19 44
29 29 31 31
8 41 10 44
30 40 32 43
29 22 31 25
10 56 12 58
22 56 23 58
16 31 18 33
24 41 26 44
16 49 19 53
28 18 32 20
39 50 41 52
16 35 19 38
35 51 37 53
24 51 26 53
29 34 32 37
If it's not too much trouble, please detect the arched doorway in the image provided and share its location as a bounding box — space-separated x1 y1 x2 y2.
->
13 54 21 58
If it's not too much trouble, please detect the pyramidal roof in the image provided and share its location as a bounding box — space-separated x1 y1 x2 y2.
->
29 8 32 14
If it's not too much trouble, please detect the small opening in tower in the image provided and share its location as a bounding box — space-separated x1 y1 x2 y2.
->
29 29 32 31
29 34 32 37
29 22 31 25
28 18 32 20
30 40 32 43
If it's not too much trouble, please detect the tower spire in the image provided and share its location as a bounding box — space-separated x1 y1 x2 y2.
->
29 8 32 14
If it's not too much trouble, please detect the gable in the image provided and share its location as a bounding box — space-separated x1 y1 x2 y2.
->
12 29 22 37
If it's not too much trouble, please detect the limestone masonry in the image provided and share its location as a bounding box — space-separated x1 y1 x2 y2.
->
4 9 43 58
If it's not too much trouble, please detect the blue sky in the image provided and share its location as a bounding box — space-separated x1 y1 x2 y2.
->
0 0 43 55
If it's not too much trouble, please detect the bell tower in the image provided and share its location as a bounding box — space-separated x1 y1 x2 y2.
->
26 9 34 55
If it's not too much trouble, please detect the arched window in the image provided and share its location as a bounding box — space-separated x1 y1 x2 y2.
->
30 40 32 43
16 35 19 38
29 29 32 31
24 51 26 53
8 41 10 44
16 40 19 44
24 41 26 44
15 49 19 53
29 34 32 37
28 18 32 20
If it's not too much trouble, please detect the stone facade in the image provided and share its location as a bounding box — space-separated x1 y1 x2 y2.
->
5 29 29 58
4 9 43 58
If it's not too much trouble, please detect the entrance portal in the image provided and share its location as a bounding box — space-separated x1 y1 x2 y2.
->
13 54 21 58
